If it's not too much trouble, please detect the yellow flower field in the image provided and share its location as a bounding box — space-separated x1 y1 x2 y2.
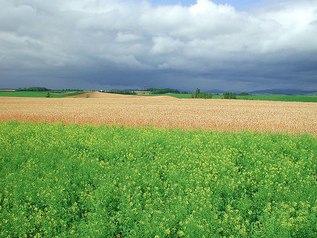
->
0 122 316 237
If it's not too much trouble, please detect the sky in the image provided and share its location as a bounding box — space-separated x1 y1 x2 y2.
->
152 0 263 9
0 0 317 91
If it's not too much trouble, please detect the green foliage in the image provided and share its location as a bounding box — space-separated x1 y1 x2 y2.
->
194 88 201 98
60 91 85 97
192 88 200 98
147 88 181 94
0 122 317 237
237 94 317 102
192 93 213 99
16 87 50 91
239 92 250 96
223 92 237 99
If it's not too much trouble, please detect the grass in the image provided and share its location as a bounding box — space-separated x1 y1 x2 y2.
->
0 91 84 98
237 94 317 102
0 121 316 237
146 93 317 102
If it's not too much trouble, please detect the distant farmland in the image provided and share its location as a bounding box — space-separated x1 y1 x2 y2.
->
144 93 317 102
0 90 84 98
1 92 317 237
0 92 316 135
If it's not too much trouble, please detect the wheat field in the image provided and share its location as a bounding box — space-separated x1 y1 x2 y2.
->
0 92 316 135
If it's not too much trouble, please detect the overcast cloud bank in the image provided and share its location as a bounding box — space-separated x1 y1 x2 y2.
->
0 0 317 90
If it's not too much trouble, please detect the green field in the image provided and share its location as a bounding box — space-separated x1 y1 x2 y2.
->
143 93 317 102
2 91 316 102
237 94 317 102
1 122 316 237
0 91 84 98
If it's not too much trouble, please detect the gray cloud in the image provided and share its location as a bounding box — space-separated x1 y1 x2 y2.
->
0 0 317 91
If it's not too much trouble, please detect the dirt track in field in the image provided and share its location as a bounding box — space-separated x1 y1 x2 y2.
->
1 92 316 135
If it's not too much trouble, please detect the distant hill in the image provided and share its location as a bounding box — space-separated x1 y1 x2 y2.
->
0 88 15 91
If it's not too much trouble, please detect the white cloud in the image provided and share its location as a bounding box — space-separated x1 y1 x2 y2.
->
0 0 316 89
116 32 142 42
151 36 184 55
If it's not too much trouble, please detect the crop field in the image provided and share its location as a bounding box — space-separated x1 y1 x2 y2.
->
0 92 316 135
142 93 193 98
0 91 84 98
1 122 316 237
1 93 317 237
236 94 317 102
146 93 317 102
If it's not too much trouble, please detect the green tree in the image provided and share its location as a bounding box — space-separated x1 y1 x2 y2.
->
193 88 201 98
223 92 237 99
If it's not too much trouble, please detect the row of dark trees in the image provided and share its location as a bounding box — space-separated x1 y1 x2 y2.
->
16 87 83 92
192 88 213 99
146 88 181 94
16 87 50 91
192 88 248 99
106 87 245 99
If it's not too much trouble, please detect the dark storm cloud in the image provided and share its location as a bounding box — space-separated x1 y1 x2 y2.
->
0 0 317 91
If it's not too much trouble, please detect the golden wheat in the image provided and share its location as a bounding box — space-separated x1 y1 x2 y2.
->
0 92 316 135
